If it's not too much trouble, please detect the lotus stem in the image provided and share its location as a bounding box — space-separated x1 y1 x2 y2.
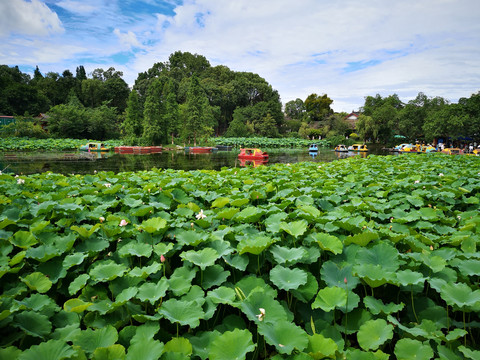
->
411 285 419 323
463 311 466 347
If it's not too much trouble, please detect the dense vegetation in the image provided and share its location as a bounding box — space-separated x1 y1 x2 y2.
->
0 154 479 359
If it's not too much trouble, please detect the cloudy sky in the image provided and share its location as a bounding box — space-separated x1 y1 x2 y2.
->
1 0 479 112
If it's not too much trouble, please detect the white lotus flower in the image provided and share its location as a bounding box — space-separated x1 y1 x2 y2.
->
17 178 25 184
256 308 265 321
104 183 112 188
196 209 207 220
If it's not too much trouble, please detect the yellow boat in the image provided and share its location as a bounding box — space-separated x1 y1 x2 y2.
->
348 144 368 152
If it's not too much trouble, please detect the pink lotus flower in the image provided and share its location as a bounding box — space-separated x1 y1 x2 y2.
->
160 255 166 263
119 219 128 226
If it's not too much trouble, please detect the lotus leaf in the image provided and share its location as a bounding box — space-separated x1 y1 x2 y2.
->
270 265 307 291
169 266 197 296
63 252 88 269
458 345 480 360
92 344 126 360
344 232 379 247
14 310 52 338
17 340 75 360
211 197 231 208
138 217 167 234
72 325 118 355
223 253 249 271
180 248 219 270
395 269 426 286
357 318 393 351
440 282 480 310
11 230 38 249
363 296 404 315
264 212 288 233
68 273 90 295
258 320 308 354
320 262 360 290
119 241 152 258
238 288 289 324
394 338 433 360
164 337 192 356
291 271 319 303
64 298 93 313
115 287 139 305
89 260 128 282
312 286 347 312
207 287 236 305
355 242 400 272
136 278 169 305
0 347 21 360
201 264 230 289
71 224 101 238
279 220 308 238
269 245 307 265
158 299 204 328
452 259 480 276
306 333 338 359
235 276 277 299
22 271 52 293
353 264 396 288
237 234 275 255
176 230 209 246
126 337 164 360
309 233 343 254
209 328 255 360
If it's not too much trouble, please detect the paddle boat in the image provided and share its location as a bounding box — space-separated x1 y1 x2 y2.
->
238 148 269 160
442 148 464 155
399 144 419 153
238 159 268 167
420 144 437 153
185 147 214 153
79 142 111 152
348 144 368 152
334 144 348 152
308 143 318 152
114 146 163 154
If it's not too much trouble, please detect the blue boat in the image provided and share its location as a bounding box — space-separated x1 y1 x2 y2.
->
308 143 318 152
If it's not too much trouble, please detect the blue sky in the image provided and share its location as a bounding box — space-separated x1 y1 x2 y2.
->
1 0 479 112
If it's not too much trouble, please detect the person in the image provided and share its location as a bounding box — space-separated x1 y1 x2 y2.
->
469 144 474 153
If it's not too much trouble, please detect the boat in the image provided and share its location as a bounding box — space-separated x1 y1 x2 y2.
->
185 147 214 153
348 144 368 152
334 144 348 152
238 148 269 160
420 145 437 153
308 144 318 152
79 142 111 152
392 143 409 152
238 159 268 167
399 144 419 153
442 148 464 155
114 146 163 154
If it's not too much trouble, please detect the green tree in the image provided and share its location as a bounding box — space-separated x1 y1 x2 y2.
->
355 114 376 143
224 108 250 137
163 80 179 144
87 104 119 140
255 113 279 137
285 98 306 120
122 90 143 144
81 78 105 108
142 77 167 145
304 93 333 122
423 103 467 142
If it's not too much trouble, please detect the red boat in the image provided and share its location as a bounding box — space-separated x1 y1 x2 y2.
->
238 148 269 160
114 146 163 154
238 159 268 167
186 147 214 153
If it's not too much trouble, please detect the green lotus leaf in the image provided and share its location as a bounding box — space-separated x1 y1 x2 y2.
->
436 345 463 360
89 260 128 282
22 271 52 293
309 233 343 254
452 259 480 276
440 282 480 310
202 264 230 289
235 276 277 299
136 278 169 305
169 266 197 296
207 286 236 304
25 244 59 262
171 188 191 204
211 197 231 208
394 338 433 360
0 347 21 360
355 242 400 272
344 232 379 247
306 333 338 359
138 217 167 234
11 230 38 249
421 253 446 273
265 212 288 233
395 269 426 286
258 320 308 355
9 250 25 266
363 296 404 315
291 271 319 303
180 248 219 270
115 287 139 305
64 298 93 313
73 325 118 355
270 265 308 291
230 198 249 207
269 244 306 265
68 273 90 295
17 293 55 312
237 234 275 255
458 345 480 360
123 196 142 208
119 241 152 258
158 299 204 328
280 220 308 238
357 319 393 351
234 206 263 223
18 340 75 360
164 337 192 356
126 337 164 360
419 207 440 221
153 242 174 257
63 252 88 269
298 204 320 218
92 344 126 360
223 253 249 271
353 263 396 288
238 288 289 323
30 220 50 234
320 262 360 290
14 310 52 338
445 328 468 342
176 230 209 246
312 286 347 312
209 328 255 360
71 223 101 239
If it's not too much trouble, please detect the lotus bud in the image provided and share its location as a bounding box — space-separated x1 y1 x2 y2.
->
160 255 166 263
119 219 128 226
344 277 348 284
99 216 105 223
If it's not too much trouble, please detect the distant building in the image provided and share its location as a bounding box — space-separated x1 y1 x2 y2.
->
344 112 360 129
35 113 50 131
0 115 15 127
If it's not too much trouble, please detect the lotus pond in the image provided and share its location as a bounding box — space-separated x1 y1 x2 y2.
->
1 154 479 359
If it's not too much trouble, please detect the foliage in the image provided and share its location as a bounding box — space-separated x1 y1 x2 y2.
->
1 155 479 359
0 137 123 152
211 136 335 148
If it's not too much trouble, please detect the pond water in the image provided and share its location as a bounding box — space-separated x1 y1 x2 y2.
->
0 147 390 175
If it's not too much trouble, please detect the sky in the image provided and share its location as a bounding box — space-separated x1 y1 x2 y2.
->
1 0 480 113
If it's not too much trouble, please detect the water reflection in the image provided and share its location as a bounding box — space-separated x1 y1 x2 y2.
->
0 148 390 175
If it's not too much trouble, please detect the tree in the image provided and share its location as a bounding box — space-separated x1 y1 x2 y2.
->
122 90 143 144
423 103 467 142
224 108 250 137
355 114 376 143
76 66 87 81
163 80 179 144
104 77 130 113
142 77 167 145
255 113 279 137
304 93 333 122
285 98 306 120
81 78 104 108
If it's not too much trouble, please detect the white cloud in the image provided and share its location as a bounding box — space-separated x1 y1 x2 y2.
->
0 0 63 37
55 0 98 15
113 29 141 50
